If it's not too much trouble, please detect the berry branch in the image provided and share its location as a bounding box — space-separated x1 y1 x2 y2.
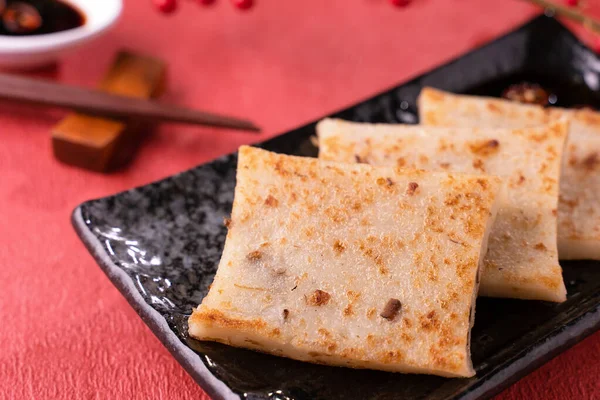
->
153 0 255 14
525 0 600 34
153 0 412 14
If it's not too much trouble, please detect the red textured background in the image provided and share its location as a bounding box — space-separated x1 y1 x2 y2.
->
1 0 599 399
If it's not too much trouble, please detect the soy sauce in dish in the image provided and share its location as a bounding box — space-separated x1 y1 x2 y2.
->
0 0 85 36
466 73 600 110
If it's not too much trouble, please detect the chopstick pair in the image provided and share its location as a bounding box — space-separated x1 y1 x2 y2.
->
0 72 260 132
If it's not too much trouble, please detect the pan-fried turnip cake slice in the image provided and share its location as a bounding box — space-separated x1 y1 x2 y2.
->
418 87 600 260
189 146 502 378
317 118 568 302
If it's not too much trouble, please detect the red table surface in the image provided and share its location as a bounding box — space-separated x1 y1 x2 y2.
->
2 0 600 399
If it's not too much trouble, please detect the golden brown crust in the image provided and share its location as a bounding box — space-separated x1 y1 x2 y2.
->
317 117 568 302
189 146 502 378
419 87 600 260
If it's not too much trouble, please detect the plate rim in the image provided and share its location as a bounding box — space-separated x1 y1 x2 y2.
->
71 207 239 400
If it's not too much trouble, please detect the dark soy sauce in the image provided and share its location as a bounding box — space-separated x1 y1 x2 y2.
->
466 73 600 110
0 0 85 36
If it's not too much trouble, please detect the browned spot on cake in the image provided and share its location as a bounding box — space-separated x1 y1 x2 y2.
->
239 212 250 223
223 218 232 228
534 242 547 251
358 240 388 274
455 258 475 279
401 332 413 343
264 195 279 207
444 193 462 206
552 209 558 216
468 139 500 156
568 155 578 166
582 153 599 171
427 266 439 282
464 217 484 238
439 299 449 310
437 326 456 348
333 240 346 255
325 165 346 176
270 328 281 338
318 328 332 338
427 89 444 101
420 310 440 331
486 102 502 113
343 304 354 316
246 250 263 261
396 157 406 168
366 334 377 347
340 347 367 359
542 177 557 194
560 196 579 209
354 154 367 164
379 350 404 364
190 309 267 331
472 158 485 171
380 298 402 321
274 159 288 176
351 201 362 211
347 290 360 301
293 212 305 221
406 182 419 195
282 309 289 320
366 308 377 320
306 290 331 306
326 343 338 353
439 162 451 169
325 206 347 223
303 227 315 238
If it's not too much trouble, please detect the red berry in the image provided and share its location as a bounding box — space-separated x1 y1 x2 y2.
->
231 0 253 10
593 37 600 54
389 0 411 7
565 0 578 6
198 0 216 5
154 0 177 13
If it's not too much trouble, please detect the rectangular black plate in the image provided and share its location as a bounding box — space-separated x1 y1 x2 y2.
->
73 15 600 400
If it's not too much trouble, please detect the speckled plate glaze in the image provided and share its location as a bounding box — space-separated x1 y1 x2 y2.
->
73 15 600 400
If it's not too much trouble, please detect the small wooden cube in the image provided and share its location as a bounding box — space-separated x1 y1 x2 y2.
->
52 51 166 172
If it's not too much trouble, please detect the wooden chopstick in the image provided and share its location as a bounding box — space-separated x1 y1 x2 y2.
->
0 73 260 132
525 0 600 34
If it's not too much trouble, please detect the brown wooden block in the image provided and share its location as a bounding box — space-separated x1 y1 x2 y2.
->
52 51 166 172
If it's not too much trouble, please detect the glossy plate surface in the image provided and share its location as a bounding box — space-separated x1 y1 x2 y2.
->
73 16 600 400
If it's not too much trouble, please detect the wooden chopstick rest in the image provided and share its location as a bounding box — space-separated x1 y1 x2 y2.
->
52 51 166 172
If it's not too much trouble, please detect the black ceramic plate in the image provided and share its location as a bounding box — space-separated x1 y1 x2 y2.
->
73 15 600 400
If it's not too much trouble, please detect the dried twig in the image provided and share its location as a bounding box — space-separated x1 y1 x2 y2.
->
525 0 600 34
